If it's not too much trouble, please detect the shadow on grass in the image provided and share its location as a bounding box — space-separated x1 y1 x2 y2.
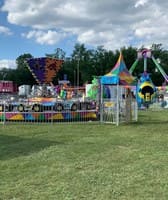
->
0 134 62 160
129 119 168 126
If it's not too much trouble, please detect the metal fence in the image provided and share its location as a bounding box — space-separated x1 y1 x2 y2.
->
0 109 99 125
0 85 138 126
100 85 138 125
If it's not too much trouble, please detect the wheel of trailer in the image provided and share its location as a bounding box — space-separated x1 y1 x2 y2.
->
0 104 4 112
32 104 43 112
17 104 25 112
55 103 63 112
71 103 78 111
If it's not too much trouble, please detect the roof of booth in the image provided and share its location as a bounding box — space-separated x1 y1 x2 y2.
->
100 52 135 85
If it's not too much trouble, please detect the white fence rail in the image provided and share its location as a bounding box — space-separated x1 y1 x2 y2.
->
100 85 138 125
0 85 138 125
0 107 98 124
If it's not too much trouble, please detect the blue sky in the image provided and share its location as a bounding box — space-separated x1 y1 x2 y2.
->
0 0 168 69
0 0 77 64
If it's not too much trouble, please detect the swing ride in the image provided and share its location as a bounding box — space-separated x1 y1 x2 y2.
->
129 48 168 107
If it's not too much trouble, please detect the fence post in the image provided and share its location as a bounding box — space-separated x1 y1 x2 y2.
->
116 84 119 126
51 106 54 125
100 84 103 123
135 101 138 121
125 88 132 123
3 101 6 125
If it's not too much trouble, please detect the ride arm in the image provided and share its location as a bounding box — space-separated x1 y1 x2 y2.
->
151 56 168 82
129 58 139 74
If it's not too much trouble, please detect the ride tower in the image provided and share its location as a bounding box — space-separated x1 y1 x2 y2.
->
129 48 168 108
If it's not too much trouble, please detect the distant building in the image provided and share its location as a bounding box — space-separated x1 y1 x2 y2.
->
0 81 18 94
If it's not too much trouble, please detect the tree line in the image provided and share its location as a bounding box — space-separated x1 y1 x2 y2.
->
1 43 168 86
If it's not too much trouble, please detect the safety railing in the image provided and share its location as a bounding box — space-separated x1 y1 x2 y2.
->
0 103 99 124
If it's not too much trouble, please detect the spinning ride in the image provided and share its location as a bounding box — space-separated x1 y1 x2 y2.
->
129 49 168 107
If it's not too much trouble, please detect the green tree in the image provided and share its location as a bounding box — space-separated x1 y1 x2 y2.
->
15 53 36 86
45 48 66 59
71 43 89 85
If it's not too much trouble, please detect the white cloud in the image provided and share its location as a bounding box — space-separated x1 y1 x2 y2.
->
135 0 149 8
0 25 12 35
0 60 16 69
2 0 168 50
22 30 68 45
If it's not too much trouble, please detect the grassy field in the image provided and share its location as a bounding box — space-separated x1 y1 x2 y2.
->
0 110 168 200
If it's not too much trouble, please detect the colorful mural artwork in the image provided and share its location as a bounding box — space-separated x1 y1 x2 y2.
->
0 111 98 122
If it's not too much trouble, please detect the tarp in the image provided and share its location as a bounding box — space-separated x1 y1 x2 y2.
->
26 57 64 84
101 52 135 85
87 78 99 100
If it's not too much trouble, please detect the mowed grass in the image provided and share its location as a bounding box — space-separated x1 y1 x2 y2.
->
0 111 168 200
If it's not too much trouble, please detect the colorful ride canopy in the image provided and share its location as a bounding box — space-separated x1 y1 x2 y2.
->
101 52 135 85
26 57 64 84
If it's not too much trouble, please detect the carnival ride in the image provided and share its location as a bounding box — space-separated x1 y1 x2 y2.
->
129 49 168 107
0 53 137 124
0 57 96 113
